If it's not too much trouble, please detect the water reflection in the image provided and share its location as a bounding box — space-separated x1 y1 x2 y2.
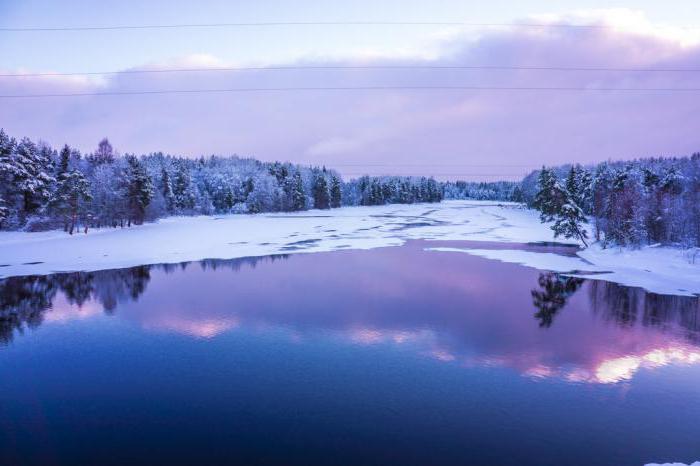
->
589 279 700 341
1 244 699 385
0 256 286 344
531 273 584 328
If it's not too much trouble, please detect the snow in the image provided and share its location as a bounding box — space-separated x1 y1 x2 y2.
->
577 245 700 297
0 200 698 297
426 245 700 297
645 463 700 466
426 248 603 274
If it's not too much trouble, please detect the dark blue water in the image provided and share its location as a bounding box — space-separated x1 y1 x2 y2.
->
1 241 699 466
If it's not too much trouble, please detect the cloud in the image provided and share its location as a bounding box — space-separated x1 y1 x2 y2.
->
1 9 699 179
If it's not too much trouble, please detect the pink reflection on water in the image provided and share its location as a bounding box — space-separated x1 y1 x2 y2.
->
142 316 240 339
35 241 700 384
43 297 102 323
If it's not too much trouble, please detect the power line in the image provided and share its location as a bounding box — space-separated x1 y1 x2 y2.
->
3 20 697 32
3 64 700 78
2 85 699 99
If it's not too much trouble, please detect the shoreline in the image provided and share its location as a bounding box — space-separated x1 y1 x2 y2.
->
0 200 697 297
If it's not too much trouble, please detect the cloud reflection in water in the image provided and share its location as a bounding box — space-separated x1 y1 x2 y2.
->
1 243 698 385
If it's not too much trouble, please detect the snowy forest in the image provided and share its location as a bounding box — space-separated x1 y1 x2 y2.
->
522 155 700 248
442 180 524 202
0 129 442 233
1 128 698 249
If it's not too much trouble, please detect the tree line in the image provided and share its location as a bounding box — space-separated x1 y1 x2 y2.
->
3 127 696 248
0 129 443 233
522 155 700 248
442 180 524 202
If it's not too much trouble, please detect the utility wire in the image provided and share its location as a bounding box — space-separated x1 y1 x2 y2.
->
3 20 697 32
2 64 700 78
2 85 699 99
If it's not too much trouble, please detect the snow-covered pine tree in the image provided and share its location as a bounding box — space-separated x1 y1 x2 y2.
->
125 155 154 226
0 195 7 227
0 129 15 169
370 178 383 205
160 166 176 212
551 198 589 246
603 168 628 245
533 167 565 222
51 169 92 234
312 171 330 209
604 166 645 246
534 166 589 246
50 145 76 230
13 137 55 216
641 167 663 242
565 165 583 207
291 171 306 211
57 144 71 175
658 165 684 243
577 167 593 214
0 129 17 222
330 174 342 208
172 161 195 211
591 163 612 242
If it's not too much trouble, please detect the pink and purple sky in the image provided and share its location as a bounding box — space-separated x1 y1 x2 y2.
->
1 1 699 179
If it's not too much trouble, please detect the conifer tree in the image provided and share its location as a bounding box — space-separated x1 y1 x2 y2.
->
535 166 589 247
13 137 55 215
533 167 565 222
51 169 92 234
125 155 154 225
57 145 71 175
0 129 18 188
51 145 76 230
591 163 612 242
291 171 306 211
577 168 593 214
312 172 330 209
0 195 7 227
0 130 17 221
172 161 195 211
552 199 589 246
330 174 342 208
565 165 583 206
161 166 176 212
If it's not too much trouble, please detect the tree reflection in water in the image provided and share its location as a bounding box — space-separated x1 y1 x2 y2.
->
0 266 152 344
589 279 700 342
0 275 57 344
529 271 700 340
1 255 699 347
0 255 288 344
530 273 584 328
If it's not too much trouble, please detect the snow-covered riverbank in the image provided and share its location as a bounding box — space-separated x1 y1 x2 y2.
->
0 200 697 296
428 242 700 297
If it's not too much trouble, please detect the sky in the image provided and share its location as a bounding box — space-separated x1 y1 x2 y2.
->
1 0 700 179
